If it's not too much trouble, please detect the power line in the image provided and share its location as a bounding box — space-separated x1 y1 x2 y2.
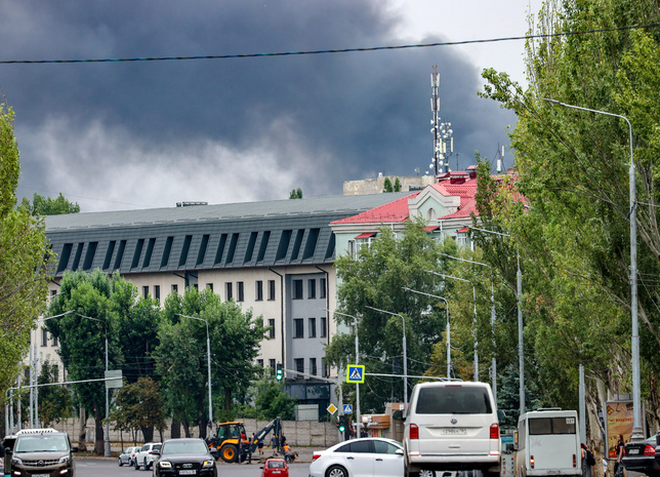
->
1 23 658 66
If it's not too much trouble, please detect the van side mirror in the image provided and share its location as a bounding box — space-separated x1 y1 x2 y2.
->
656 433 660 447
392 410 404 421
497 410 506 422
71 446 78 453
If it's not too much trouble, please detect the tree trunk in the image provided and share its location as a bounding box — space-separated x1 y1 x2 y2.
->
183 418 191 438
77 407 88 452
170 416 181 439
94 405 104 455
141 426 154 443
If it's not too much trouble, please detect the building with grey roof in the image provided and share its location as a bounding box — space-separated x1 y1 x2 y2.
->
43 192 410 418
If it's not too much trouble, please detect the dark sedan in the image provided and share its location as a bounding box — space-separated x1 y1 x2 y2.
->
622 436 660 477
152 438 217 477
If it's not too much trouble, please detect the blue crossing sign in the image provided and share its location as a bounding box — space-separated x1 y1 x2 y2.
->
346 365 365 383
343 404 353 414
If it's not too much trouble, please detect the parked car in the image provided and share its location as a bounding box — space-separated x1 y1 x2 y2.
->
134 442 162 470
261 457 289 477
118 446 138 467
152 438 217 477
309 437 404 477
622 436 660 477
402 381 501 477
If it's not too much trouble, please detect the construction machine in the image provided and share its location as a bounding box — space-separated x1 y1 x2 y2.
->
206 421 251 463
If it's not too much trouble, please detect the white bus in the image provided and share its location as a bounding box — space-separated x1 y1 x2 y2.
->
515 409 582 477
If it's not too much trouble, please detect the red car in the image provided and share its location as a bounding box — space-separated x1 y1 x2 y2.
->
261 458 289 477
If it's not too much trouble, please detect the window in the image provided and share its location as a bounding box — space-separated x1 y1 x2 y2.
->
52 365 59 382
237 281 244 302
154 285 161 301
293 319 304 338
256 280 263 301
320 278 326 298
322 358 329 377
226 282 233 301
143 286 149 299
257 359 264 368
268 319 276 339
320 316 327 338
292 279 303 299
52 334 58 347
308 318 316 338
308 279 316 299
206 283 214 292
529 417 577 435
171 284 178 294
310 358 317 376
268 280 276 300
269 359 276 371
41 328 48 347
295 358 304 374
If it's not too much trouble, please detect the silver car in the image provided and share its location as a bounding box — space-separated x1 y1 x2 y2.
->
118 446 138 467
309 437 404 477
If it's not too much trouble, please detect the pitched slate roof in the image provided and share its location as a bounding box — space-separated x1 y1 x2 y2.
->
45 193 411 277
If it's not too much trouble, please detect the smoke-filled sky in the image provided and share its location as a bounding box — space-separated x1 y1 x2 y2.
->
1 0 541 212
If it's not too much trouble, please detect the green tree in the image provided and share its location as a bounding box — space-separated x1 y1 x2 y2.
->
46 270 123 454
18 192 80 216
36 358 73 427
394 177 402 192
326 220 457 412
288 188 303 199
109 377 167 444
382 177 393 193
477 0 660 430
0 102 52 400
253 374 296 420
154 288 264 437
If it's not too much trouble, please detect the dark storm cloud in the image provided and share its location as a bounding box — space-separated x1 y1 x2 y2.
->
0 0 515 210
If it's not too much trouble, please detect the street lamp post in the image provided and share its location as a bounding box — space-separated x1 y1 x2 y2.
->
402 287 451 378
365 306 408 411
470 226 525 415
542 98 641 440
426 271 479 381
328 310 361 438
438 253 498 400
177 314 213 431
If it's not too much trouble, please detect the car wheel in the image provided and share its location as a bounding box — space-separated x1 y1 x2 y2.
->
326 465 349 477
220 444 238 463
419 470 436 477
119 458 124 467
134 459 140 470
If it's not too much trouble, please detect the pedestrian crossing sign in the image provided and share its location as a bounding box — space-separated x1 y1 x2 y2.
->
346 365 365 383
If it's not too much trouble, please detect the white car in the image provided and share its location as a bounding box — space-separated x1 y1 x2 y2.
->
309 437 405 477
118 446 138 466
403 381 501 477
134 442 162 470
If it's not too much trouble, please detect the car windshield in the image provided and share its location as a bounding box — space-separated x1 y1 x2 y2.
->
415 386 492 414
15 435 68 453
162 441 208 455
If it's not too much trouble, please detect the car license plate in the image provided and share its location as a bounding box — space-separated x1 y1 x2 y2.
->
179 470 196 475
442 428 467 435
628 448 640 455
33 474 49 477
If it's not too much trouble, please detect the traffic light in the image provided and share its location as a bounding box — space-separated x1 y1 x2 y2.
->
338 416 346 433
276 363 283 381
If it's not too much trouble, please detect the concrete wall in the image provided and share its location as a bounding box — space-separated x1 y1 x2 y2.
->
45 417 341 448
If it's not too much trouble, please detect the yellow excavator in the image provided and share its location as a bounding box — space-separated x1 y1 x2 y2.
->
205 421 251 463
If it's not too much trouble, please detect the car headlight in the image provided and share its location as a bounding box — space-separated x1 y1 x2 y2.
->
202 460 214 468
11 457 22 466
58 456 70 464
158 461 172 468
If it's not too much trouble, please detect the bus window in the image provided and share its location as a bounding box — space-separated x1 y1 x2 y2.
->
529 417 576 435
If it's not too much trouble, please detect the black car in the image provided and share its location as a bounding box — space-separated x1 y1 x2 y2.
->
152 438 217 477
622 435 660 477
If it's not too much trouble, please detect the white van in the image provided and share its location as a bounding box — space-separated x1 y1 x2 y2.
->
515 409 582 477
403 381 501 477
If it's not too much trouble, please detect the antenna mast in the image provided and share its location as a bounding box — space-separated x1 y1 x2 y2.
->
429 66 453 177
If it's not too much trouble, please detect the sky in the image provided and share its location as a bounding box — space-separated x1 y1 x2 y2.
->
0 0 542 212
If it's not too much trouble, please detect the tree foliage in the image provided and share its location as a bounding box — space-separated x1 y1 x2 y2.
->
18 192 80 216
0 102 51 402
477 0 660 433
36 358 73 427
252 374 297 420
109 377 167 443
289 188 303 199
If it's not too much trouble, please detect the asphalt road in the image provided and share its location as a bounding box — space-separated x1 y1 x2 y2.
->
78 458 311 477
